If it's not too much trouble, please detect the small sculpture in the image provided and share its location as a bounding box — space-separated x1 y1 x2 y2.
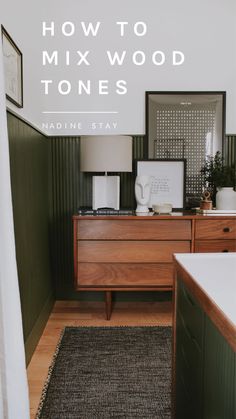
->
200 189 213 210
135 175 151 213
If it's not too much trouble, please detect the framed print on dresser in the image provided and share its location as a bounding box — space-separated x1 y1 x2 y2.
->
136 159 186 210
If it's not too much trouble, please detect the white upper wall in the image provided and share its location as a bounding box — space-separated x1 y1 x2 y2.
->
1 0 236 136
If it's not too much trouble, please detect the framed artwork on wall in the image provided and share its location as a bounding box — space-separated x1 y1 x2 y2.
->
145 91 226 205
136 159 186 210
1 25 23 108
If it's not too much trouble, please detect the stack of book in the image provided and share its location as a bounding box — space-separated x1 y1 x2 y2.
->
195 208 236 216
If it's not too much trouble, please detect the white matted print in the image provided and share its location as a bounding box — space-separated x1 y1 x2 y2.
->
136 159 186 209
1 26 23 108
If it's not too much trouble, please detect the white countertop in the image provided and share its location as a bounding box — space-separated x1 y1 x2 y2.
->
174 253 236 328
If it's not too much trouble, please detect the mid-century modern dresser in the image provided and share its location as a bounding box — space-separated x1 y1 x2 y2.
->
73 214 236 319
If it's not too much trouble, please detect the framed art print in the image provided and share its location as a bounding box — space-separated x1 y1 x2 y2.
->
136 159 186 209
1 25 23 108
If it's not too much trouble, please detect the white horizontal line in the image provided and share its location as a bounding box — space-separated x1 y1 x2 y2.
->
42 111 118 114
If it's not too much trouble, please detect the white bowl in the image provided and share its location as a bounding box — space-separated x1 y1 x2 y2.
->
152 203 172 214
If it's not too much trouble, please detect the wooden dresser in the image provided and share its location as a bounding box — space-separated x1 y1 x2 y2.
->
195 219 236 253
73 214 236 319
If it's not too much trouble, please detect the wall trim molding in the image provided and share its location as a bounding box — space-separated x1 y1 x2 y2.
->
6 108 47 138
6 109 236 140
24 293 55 365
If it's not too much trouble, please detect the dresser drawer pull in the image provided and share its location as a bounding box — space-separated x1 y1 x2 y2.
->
222 249 229 253
223 227 230 233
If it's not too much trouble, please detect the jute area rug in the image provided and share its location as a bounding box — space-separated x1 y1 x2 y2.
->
36 326 172 418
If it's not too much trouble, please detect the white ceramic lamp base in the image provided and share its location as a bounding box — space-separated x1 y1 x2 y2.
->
92 175 120 210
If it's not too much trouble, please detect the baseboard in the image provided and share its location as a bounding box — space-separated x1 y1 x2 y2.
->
25 293 55 365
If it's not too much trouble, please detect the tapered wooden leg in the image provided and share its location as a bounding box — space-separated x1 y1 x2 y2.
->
105 291 112 320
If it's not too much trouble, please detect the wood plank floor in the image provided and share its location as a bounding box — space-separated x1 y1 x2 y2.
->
27 299 173 418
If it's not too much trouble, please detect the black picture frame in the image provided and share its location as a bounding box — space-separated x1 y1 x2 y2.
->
1 25 23 108
145 91 226 159
135 158 186 210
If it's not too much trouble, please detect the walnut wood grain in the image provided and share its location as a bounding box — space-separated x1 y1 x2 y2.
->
77 263 173 286
73 215 236 221
195 240 236 253
73 219 78 282
73 215 236 320
195 219 236 240
78 241 190 263
174 258 236 352
77 219 191 240
191 218 195 253
75 286 172 291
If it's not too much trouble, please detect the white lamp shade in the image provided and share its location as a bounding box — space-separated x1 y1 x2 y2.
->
80 135 132 172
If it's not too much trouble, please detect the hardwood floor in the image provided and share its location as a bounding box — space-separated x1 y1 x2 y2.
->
27 299 172 418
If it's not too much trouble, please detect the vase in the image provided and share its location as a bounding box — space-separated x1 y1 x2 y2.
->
215 187 236 210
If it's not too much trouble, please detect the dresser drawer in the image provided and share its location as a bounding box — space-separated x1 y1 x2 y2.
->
77 263 173 287
77 220 191 240
195 219 236 240
177 280 204 350
78 240 190 263
195 240 236 253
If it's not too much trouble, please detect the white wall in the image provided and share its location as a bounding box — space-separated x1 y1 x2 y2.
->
1 0 236 136
0 38 29 419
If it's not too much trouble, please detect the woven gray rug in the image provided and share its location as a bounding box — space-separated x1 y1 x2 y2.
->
36 326 172 419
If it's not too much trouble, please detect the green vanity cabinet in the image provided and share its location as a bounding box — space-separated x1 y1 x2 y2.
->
175 279 205 419
204 316 236 419
175 278 236 419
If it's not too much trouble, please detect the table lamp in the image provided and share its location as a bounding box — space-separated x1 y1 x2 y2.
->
80 135 132 210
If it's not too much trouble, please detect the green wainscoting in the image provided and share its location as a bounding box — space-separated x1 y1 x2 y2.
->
6 109 236 362
7 112 54 364
176 279 236 419
224 135 236 168
49 135 147 300
204 316 236 419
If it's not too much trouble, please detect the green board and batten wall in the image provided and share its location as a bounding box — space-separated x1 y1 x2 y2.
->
6 110 146 362
49 135 144 299
6 110 236 362
7 112 54 364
